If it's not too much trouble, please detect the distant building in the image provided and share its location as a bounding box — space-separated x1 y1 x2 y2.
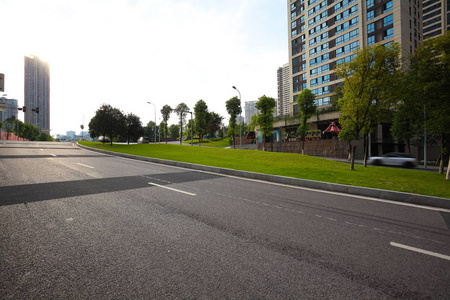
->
244 101 258 124
24 55 50 134
0 96 18 122
277 63 290 117
66 131 76 139
423 0 449 39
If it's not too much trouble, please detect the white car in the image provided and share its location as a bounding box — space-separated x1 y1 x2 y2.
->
368 152 417 168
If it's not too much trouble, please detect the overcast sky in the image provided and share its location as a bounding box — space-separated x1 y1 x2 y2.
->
0 0 288 136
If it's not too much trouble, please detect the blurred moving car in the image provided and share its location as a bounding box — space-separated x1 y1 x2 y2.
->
137 136 150 144
368 152 417 168
97 136 111 143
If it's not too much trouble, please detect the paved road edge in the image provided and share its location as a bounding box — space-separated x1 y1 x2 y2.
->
77 143 450 209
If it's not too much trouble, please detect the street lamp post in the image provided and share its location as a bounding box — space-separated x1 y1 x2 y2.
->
232 86 242 149
147 102 157 144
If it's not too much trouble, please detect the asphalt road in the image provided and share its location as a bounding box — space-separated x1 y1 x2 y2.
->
1 141 449 299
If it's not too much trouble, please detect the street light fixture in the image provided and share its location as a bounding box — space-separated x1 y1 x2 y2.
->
147 101 157 144
232 86 242 149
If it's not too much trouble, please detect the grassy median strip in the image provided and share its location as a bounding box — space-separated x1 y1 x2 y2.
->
79 142 450 199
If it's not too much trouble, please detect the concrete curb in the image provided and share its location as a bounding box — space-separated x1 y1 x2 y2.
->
77 143 450 209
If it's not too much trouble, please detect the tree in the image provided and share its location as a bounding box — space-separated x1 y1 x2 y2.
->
169 124 180 139
144 121 156 141
295 89 317 154
174 103 190 145
225 96 241 149
255 95 276 151
194 100 208 145
249 114 258 132
88 104 126 146
206 112 223 138
160 105 173 143
39 132 53 141
124 113 143 144
334 43 401 170
406 32 450 178
4 117 15 140
13 120 25 140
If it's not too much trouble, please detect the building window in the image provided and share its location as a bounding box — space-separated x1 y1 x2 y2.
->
367 0 374 9
383 1 393 13
368 35 375 45
384 28 394 40
367 10 374 21
383 14 393 27
367 23 375 34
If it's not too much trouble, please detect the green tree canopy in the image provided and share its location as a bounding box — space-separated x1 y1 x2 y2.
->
169 124 180 139
405 32 450 177
174 102 190 145
160 105 173 143
225 96 241 149
194 99 208 144
206 112 223 138
296 89 317 154
335 43 401 169
255 95 276 151
88 104 126 146
124 113 143 144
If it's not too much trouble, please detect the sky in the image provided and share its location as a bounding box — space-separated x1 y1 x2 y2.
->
0 0 288 136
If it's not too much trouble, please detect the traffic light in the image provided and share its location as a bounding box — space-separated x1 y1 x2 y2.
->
35 107 39 114
23 106 26 112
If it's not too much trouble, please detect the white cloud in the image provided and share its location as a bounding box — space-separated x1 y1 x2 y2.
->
0 0 287 135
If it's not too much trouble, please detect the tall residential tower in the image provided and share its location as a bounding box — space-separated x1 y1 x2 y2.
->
24 55 50 134
288 0 422 114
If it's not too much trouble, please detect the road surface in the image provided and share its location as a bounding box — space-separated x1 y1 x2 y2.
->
1 141 449 299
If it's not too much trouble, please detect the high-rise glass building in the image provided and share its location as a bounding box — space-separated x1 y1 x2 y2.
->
24 55 50 134
288 0 422 114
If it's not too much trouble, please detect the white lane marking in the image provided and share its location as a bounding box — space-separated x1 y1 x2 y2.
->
50 153 57 157
77 163 94 169
78 146 450 213
148 182 196 196
390 242 450 261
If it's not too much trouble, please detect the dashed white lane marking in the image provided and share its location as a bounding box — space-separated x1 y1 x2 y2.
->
77 163 94 169
50 153 57 157
390 242 450 261
148 182 196 196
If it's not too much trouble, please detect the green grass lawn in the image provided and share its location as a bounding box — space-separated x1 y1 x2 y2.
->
79 141 450 199
182 138 231 148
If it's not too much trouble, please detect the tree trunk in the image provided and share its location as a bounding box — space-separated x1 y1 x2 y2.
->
439 134 444 174
347 141 352 161
363 134 368 167
350 145 356 170
263 134 266 151
301 134 305 155
446 154 450 180
406 139 411 153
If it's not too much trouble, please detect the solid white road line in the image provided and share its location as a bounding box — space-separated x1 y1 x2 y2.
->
77 163 95 169
390 242 450 261
148 182 196 196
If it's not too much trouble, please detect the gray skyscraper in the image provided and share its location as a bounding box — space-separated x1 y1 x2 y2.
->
24 55 50 134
